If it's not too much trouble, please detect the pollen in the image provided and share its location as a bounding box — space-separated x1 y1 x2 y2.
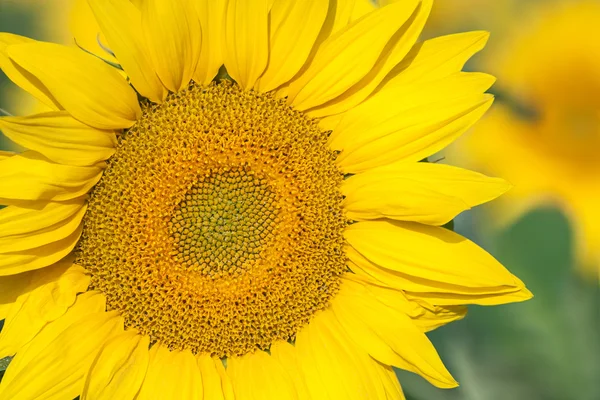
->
74 81 347 357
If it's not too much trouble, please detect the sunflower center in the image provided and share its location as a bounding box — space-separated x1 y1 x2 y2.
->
170 168 279 278
75 81 347 357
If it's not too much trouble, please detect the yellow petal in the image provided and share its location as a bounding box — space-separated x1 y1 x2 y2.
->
214 357 236 400
0 227 83 276
89 0 167 103
197 355 230 400
295 309 387 399
382 31 490 89
228 350 298 400
194 0 227 85
331 0 358 34
329 72 494 150
342 162 511 225
0 33 61 110
0 151 102 204
332 277 457 388
0 271 34 320
70 0 120 65
142 0 201 92
307 0 432 118
0 111 116 167
0 261 90 357
137 344 203 400
0 151 15 161
330 71 495 159
270 341 311 399
255 0 329 92
0 202 87 253
8 42 141 129
346 272 467 332
81 331 150 400
351 0 377 21
223 0 269 89
0 292 122 400
345 220 533 304
376 363 407 400
287 0 420 110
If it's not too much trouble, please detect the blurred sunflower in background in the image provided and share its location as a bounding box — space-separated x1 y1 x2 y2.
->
453 0 600 281
0 0 532 399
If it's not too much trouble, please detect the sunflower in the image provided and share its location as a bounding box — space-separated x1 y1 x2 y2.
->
0 0 531 398
453 0 600 281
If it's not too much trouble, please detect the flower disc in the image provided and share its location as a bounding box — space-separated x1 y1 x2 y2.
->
75 82 347 357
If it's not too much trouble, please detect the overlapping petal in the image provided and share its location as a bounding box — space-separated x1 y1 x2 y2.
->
81 331 150 400
228 350 297 400
287 0 421 110
345 220 533 305
0 33 61 110
142 0 201 92
0 261 90 357
89 0 168 103
332 277 457 388
136 344 203 400
342 162 511 225
0 151 103 205
223 0 270 89
7 41 140 129
256 0 329 93
0 292 121 400
0 111 116 167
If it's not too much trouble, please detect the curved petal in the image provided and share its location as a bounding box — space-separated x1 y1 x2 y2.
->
376 363 407 400
0 261 90 357
228 350 297 400
307 0 432 118
0 203 86 252
255 0 329 93
330 71 495 172
270 341 311 398
81 331 150 400
89 0 167 103
194 0 227 85
331 277 457 388
0 201 84 244
0 151 15 160
142 0 201 92
0 271 35 320
0 33 61 110
344 220 533 303
223 0 270 89
7 42 141 130
0 151 103 204
346 273 467 332
70 0 120 65
286 0 420 110
295 308 389 399
342 162 511 225
0 228 82 276
197 355 233 400
0 292 121 400
0 111 116 167
381 31 490 89
137 344 203 400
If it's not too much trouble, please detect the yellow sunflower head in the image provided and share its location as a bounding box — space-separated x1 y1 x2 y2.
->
453 0 600 281
0 0 531 398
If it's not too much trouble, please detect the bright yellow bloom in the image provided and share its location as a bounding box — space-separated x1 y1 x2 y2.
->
0 0 531 398
454 1 600 281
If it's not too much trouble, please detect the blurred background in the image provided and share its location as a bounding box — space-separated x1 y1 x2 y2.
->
0 1 599 399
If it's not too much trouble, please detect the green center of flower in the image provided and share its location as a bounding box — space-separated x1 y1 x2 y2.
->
75 81 347 357
169 168 279 277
